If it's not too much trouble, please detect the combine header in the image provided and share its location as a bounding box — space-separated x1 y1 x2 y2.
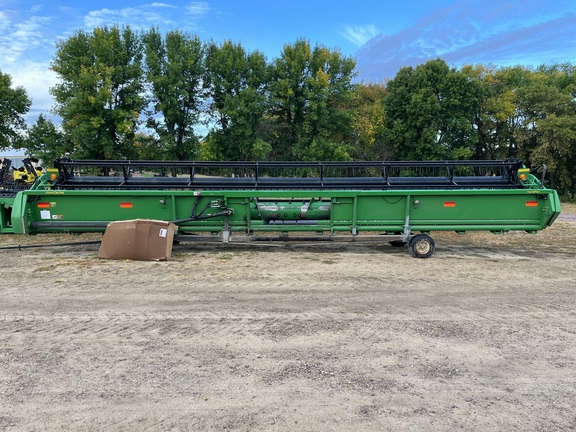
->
7 158 560 258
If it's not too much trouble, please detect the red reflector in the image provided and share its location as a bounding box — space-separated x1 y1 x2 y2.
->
37 202 50 209
120 202 133 209
444 201 456 207
526 201 538 207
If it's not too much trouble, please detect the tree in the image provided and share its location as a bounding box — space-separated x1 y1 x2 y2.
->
383 59 481 160
350 83 390 160
268 39 357 160
531 113 576 194
302 137 353 161
461 64 518 160
513 66 573 160
143 29 204 160
519 63 576 194
21 114 71 165
50 25 145 159
0 69 31 150
132 131 165 160
203 40 269 160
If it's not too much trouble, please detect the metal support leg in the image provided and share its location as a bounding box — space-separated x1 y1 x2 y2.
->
222 215 230 243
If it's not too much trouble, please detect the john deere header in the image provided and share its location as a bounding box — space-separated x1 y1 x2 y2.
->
4 158 561 258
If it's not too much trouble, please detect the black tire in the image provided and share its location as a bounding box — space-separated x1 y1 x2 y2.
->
409 234 435 258
389 240 407 247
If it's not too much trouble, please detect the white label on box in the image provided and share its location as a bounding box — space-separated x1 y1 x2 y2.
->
40 210 51 220
159 228 168 238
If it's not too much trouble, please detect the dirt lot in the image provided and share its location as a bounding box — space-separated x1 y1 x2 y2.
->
1 204 576 431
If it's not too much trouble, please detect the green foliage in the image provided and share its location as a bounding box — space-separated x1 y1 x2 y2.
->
460 62 576 193
132 132 165 160
524 64 576 194
531 114 576 192
303 137 353 161
383 59 481 160
50 25 145 159
251 138 272 160
204 40 269 160
268 39 357 160
197 134 218 161
0 69 31 150
143 28 204 160
20 114 70 165
350 83 390 160
461 64 517 159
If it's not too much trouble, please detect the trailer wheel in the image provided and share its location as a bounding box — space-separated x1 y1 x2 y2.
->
389 240 407 247
409 234 435 258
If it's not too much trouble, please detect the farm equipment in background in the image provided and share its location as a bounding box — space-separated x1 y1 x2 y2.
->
6 158 561 257
1 157 44 233
1 157 43 187
13 159 44 186
0 158 15 191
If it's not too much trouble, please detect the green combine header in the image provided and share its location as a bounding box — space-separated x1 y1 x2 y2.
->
3 158 561 258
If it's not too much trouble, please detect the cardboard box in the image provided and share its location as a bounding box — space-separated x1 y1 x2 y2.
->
98 219 177 261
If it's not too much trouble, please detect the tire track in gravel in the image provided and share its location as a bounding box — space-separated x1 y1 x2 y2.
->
0 313 385 344
3 311 574 342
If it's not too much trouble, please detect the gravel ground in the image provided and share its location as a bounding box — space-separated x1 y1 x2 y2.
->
0 204 575 431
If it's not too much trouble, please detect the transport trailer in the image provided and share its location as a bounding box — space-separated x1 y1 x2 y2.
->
9 159 561 258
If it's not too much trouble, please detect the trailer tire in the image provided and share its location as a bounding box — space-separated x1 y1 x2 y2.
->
409 234 435 258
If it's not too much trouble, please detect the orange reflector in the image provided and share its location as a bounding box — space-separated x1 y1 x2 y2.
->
37 202 50 209
444 201 456 207
50 174 57 180
526 201 538 207
519 174 527 181
120 202 133 209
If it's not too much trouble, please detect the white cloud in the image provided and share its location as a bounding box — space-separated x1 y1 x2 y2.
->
186 2 210 16
0 8 59 118
29 4 45 14
340 24 379 47
4 61 57 119
0 11 8 32
84 7 173 29
149 3 176 8
13 16 51 45
0 14 53 66
83 3 210 31
355 0 576 82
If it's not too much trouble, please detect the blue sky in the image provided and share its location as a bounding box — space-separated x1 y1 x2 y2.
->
1 0 575 127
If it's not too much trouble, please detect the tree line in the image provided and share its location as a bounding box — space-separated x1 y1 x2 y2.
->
1 25 575 195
